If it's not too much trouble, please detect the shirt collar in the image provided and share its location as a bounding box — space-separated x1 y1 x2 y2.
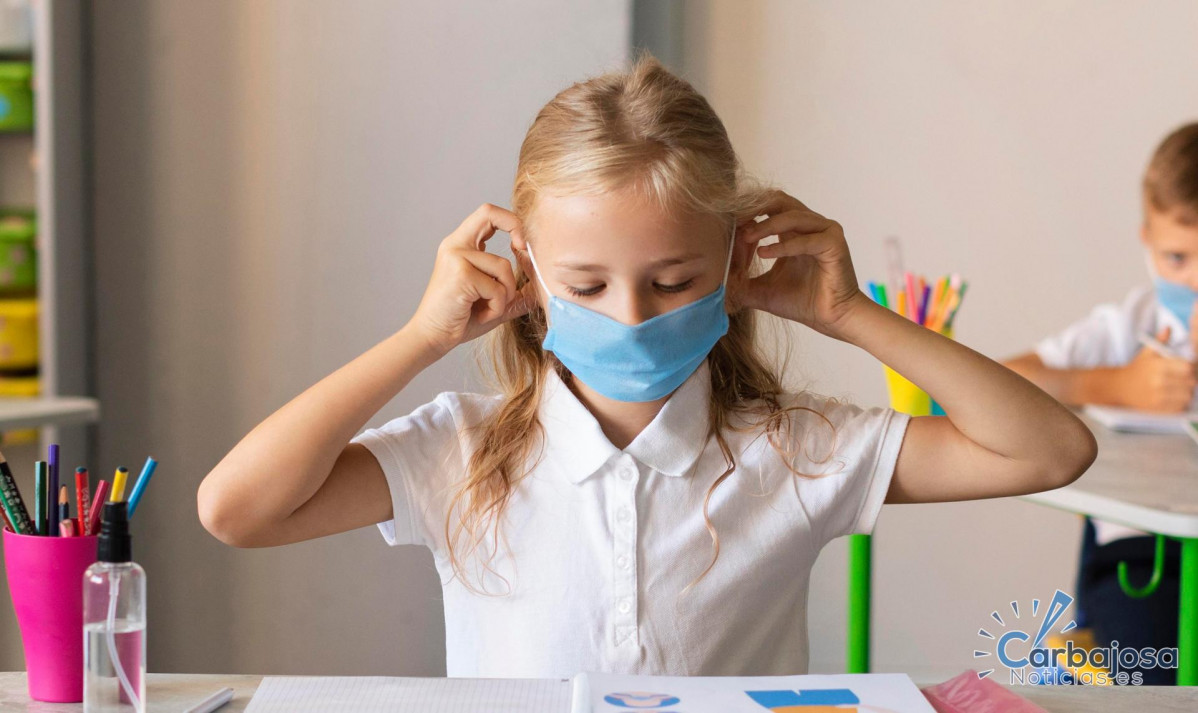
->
537 360 714 484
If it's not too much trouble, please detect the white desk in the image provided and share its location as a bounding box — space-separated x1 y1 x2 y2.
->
1 672 1197 712
1021 414 1198 685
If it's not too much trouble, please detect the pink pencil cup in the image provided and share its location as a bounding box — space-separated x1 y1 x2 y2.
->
3 527 99 702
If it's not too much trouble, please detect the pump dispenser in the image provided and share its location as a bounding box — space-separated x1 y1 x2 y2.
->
83 502 146 712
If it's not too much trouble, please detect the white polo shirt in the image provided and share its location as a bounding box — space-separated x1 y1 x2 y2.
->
1034 284 1193 545
352 360 909 678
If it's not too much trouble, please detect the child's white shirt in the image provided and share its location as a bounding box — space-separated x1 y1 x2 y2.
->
352 360 909 678
1034 284 1193 545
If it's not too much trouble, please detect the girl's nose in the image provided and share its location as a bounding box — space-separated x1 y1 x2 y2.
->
616 290 656 325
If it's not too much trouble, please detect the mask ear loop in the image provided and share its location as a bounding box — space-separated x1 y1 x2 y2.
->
525 243 553 297
720 222 736 287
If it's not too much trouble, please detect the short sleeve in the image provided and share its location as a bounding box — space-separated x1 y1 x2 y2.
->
789 395 911 546
351 392 469 549
1033 287 1155 369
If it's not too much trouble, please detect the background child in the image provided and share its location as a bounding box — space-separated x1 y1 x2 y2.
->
1004 121 1198 685
199 54 1096 678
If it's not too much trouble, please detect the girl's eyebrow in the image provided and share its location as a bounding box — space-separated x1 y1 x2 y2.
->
554 253 706 271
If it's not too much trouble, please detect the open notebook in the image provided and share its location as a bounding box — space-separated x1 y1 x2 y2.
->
1083 404 1198 435
244 671 935 712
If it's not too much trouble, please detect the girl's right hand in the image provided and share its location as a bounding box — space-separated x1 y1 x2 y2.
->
408 203 536 355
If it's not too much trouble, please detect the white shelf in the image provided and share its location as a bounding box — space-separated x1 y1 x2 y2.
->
0 395 97 431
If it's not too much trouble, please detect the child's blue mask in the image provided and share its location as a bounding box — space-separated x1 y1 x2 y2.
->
1154 276 1198 329
525 226 735 402
1147 252 1198 329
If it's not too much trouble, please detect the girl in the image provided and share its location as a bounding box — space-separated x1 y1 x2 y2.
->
198 54 1096 678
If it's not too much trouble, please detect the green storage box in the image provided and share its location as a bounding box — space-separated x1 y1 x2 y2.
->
0 61 33 132
0 210 36 293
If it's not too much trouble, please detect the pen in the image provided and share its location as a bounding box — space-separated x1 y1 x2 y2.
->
1138 333 1187 360
87 480 109 536
0 447 33 535
47 444 59 537
110 467 129 502
127 457 157 517
182 686 234 713
34 461 47 536
75 468 90 534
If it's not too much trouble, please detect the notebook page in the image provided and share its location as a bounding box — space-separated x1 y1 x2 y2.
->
572 671 936 713
244 676 572 713
1083 404 1198 434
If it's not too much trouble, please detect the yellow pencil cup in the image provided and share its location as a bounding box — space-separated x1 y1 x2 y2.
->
882 326 953 416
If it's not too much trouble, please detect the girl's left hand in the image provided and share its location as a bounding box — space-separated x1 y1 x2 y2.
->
735 190 871 340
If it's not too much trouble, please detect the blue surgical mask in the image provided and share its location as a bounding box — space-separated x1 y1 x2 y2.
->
526 227 735 402
1147 253 1198 329
1154 276 1198 329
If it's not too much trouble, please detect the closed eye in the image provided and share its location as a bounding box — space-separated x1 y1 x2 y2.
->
565 284 604 297
655 279 695 293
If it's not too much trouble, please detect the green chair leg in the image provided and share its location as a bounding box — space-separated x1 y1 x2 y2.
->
1117 534 1165 599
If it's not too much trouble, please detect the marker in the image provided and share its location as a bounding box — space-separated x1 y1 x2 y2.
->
182 687 234 713
110 467 129 502
87 480 110 536
127 457 157 517
75 468 90 534
47 444 59 537
0 447 33 535
58 485 70 530
34 461 47 536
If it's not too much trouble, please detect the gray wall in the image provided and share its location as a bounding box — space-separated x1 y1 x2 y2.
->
681 0 1198 679
84 0 629 675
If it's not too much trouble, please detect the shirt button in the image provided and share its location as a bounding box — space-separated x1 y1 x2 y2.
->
617 508 631 522
616 555 629 569
618 598 632 614
619 467 634 481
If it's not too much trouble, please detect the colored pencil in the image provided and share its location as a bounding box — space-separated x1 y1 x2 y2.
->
110 467 129 502
127 457 157 517
87 480 110 536
34 461 47 536
0 447 33 535
47 443 59 539
75 468 90 535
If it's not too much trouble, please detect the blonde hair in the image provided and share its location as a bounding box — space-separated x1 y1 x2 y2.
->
444 52 834 595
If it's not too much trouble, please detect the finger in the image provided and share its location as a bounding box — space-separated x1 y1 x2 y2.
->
755 228 842 260
741 209 832 244
452 203 525 251
459 250 517 305
1157 324 1172 343
463 269 509 323
499 280 539 322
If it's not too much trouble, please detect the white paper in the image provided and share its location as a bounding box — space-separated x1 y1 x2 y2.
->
1083 404 1198 434
244 676 572 713
570 671 935 713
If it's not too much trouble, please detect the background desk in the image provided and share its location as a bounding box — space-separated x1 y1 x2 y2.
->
1022 415 1198 685
1 672 1197 712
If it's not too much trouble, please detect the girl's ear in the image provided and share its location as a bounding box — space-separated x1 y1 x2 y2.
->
724 233 755 312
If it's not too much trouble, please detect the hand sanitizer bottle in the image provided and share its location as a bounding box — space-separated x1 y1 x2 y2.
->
83 501 146 712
